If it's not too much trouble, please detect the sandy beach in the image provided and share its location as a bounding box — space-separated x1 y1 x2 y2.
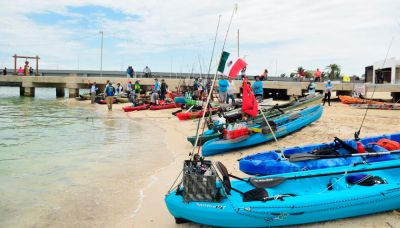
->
125 93 400 228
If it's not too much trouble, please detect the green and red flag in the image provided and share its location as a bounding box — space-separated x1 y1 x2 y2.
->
217 51 247 78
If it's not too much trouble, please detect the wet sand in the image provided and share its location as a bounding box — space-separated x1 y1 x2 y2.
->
130 93 400 228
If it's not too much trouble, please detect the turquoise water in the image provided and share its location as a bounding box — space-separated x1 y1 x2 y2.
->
0 87 172 227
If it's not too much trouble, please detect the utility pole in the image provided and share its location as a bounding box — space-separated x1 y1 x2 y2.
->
99 31 104 77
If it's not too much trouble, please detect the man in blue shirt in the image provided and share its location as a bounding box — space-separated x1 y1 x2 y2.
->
105 82 115 110
218 76 228 103
323 80 333 106
252 76 263 101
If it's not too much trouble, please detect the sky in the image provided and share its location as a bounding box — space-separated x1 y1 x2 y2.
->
0 0 399 76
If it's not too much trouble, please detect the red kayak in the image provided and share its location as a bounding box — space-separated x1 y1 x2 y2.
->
122 104 149 112
98 98 117 104
176 108 219 121
149 103 179 110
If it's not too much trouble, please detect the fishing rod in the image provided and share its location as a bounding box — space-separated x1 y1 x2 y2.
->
355 36 395 140
190 14 222 156
192 5 238 157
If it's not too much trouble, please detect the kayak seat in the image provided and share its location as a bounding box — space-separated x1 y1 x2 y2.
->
243 188 269 202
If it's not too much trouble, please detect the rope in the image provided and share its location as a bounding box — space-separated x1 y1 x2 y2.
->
357 36 395 138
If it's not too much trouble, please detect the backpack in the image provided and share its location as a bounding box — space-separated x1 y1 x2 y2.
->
376 139 400 151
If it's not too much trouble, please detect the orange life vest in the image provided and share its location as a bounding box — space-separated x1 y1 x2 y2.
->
376 139 400 151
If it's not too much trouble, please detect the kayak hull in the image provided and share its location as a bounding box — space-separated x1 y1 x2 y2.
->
165 160 400 227
150 103 179 110
201 105 323 156
122 104 149 112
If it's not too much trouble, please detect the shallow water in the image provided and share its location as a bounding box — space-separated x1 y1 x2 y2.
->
0 87 171 227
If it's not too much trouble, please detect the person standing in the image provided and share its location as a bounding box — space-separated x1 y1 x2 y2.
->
29 67 34 76
17 67 23 76
160 79 168 100
134 80 141 99
218 76 228 103
143 66 151 78
197 78 204 99
252 76 263 101
90 82 98 104
314 68 321 82
260 69 268 81
154 78 161 97
115 83 124 95
126 66 134 78
2 67 7 75
240 67 246 80
307 78 316 95
206 78 213 101
126 81 133 97
323 80 333 106
299 68 305 82
105 82 115 110
226 77 236 106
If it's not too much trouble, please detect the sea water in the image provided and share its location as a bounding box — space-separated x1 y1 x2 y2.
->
0 87 172 227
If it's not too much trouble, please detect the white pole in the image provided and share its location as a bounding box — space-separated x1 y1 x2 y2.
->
99 31 104 77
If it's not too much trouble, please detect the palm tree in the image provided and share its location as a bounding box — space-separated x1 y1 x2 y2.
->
326 64 341 80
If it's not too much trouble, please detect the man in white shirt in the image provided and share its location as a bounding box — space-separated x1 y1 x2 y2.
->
143 66 151 78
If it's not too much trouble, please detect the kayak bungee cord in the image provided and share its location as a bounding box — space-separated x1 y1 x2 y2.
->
355 36 394 140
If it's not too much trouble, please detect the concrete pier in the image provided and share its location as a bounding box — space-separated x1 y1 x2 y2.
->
1 75 400 99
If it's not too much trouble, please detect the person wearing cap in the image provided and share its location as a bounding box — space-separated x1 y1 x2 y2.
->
307 78 316 95
90 82 98 104
160 79 168 100
323 80 333 106
218 76 229 103
252 76 263 101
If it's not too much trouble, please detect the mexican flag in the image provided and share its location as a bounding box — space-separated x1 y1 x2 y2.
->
217 51 247 78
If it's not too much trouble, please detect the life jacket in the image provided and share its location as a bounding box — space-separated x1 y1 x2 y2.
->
376 139 400 151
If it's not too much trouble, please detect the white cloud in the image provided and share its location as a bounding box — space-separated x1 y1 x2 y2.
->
0 0 399 75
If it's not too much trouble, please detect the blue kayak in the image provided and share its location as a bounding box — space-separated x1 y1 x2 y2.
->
165 159 400 227
201 105 323 156
240 132 400 175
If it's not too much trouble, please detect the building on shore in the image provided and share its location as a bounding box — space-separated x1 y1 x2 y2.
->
365 57 400 84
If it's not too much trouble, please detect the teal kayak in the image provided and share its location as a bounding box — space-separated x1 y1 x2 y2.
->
165 159 400 227
202 105 323 156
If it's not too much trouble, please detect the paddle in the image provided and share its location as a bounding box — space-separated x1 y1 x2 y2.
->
289 149 400 162
249 162 400 188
